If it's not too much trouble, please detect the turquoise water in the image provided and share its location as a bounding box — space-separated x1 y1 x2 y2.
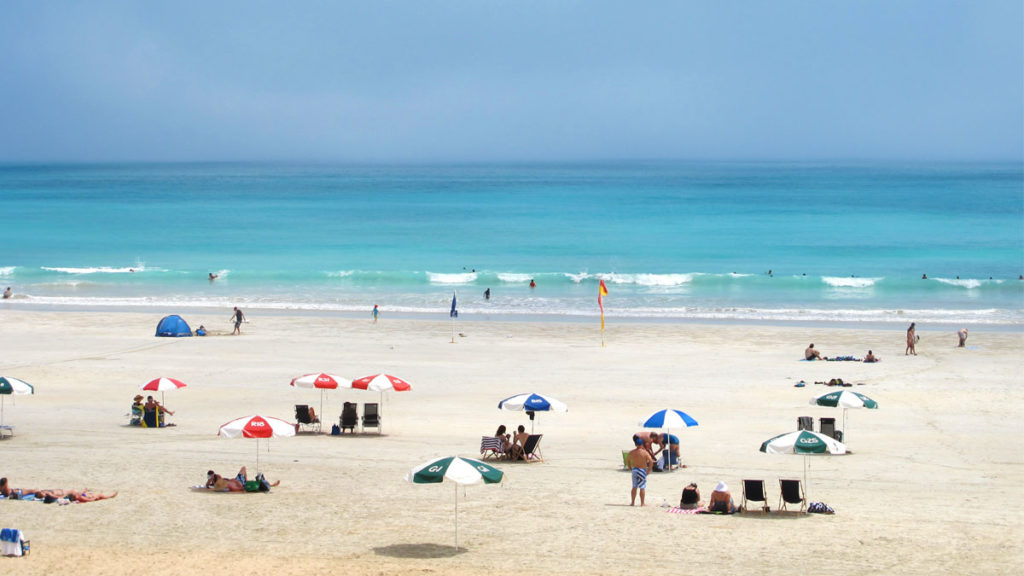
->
1 161 1022 325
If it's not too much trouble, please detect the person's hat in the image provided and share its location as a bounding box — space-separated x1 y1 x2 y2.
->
714 481 728 492
133 394 144 401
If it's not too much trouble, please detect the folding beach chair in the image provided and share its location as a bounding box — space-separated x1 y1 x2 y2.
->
294 404 320 433
480 436 505 460
797 416 813 431
521 434 544 463
362 403 381 433
742 479 769 514
339 402 358 434
779 478 806 513
819 417 837 439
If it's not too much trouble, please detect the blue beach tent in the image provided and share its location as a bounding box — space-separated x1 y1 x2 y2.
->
155 315 193 337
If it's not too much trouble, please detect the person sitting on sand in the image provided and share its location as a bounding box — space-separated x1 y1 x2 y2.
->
680 482 703 510
130 394 144 425
708 481 739 513
658 433 682 469
805 343 823 361
864 350 879 363
957 328 968 348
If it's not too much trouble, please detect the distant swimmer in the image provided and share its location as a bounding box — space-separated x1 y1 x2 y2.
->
484 288 490 300
209 272 218 281
2 287 10 299
529 279 536 289
922 274 928 279
768 269 773 277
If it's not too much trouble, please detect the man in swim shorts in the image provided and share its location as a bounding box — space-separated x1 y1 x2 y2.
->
627 437 654 506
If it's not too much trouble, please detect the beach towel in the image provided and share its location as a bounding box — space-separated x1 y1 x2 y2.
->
1 528 25 557
666 507 703 514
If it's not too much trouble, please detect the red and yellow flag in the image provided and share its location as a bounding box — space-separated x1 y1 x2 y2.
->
598 279 609 331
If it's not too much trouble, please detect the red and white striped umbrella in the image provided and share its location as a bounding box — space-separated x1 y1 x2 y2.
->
290 373 347 390
218 415 296 474
350 373 412 392
139 377 188 407
290 373 348 426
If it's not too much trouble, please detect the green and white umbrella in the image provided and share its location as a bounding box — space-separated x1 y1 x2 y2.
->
809 390 878 441
406 456 504 550
760 430 847 501
0 376 34 427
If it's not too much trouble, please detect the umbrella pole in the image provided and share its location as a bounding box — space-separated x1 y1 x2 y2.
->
843 409 848 442
320 389 325 434
804 455 809 501
454 482 459 551
256 439 261 476
1 396 5 427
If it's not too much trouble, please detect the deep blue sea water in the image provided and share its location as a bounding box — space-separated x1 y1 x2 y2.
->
1 161 1022 325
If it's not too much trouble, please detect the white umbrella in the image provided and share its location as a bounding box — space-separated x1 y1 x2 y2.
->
218 415 296 475
809 390 878 442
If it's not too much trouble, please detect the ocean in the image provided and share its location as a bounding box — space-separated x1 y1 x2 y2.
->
1 161 1022 326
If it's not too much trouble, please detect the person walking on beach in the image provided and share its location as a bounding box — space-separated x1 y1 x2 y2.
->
372 304 380 323
627 437 654 506
230 307 246 335
957 328 968 348
906 322 917 355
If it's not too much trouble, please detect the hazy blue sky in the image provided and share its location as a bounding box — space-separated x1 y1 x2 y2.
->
1 1 1021 162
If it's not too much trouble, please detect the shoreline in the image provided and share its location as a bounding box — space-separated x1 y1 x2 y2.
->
2 301 1021 333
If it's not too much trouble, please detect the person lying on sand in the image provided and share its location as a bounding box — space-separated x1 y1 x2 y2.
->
205 467 279 492
35 489 118 503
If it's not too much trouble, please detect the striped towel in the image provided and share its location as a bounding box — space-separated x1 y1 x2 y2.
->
666 507 704 515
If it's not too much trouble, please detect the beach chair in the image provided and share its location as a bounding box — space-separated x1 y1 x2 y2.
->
0 528 28 557
742 479 769 514
339 402 358 434
779 478 806 513
362 403 381 433
819 417 837 439
797 416 813 431
622 450 631 470
521 434 544 463
142 408 159 428
481 436 505 460
0 425 12 440
294 404 320 433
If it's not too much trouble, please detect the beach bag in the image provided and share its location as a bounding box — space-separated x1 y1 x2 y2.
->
331 424 341 436
244 481 261 493
256 473 271 492
808 501 835 514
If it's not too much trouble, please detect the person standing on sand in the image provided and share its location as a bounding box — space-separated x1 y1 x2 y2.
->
627 437 654 506
372 304 380 323
906 322 917 355
957 328 968 348
230 307 246 335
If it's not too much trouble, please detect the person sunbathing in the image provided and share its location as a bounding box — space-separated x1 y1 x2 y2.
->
206 466 279 492
708 481 740 513
34 489 118 503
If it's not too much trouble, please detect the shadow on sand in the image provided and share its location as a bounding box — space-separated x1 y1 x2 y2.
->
373 543 467 559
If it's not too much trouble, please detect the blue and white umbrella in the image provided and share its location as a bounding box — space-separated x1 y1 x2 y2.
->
638 409 699 472
498 392 567 433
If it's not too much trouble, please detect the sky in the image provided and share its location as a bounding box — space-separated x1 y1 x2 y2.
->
0 0 1021 163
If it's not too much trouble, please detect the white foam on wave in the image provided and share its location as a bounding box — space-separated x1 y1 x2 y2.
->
0 266 14 276
822 276 880 288
603 273 694 286
327 270 354 278
42 266 145 274
933 277 983 289
566 272 591 284
426 272 478 284
496 273 533 283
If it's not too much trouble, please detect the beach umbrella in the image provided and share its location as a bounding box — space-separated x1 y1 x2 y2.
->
639 409 699 472
290 372 348 426
406 456 504 550
0 377 34 427
349 374 412 433
759 429 847 500
498 392 567 433
140 377 187 408
809 390 878 441
218 415 296 475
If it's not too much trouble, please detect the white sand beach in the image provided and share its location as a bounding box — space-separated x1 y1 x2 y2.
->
0 309 1021 575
